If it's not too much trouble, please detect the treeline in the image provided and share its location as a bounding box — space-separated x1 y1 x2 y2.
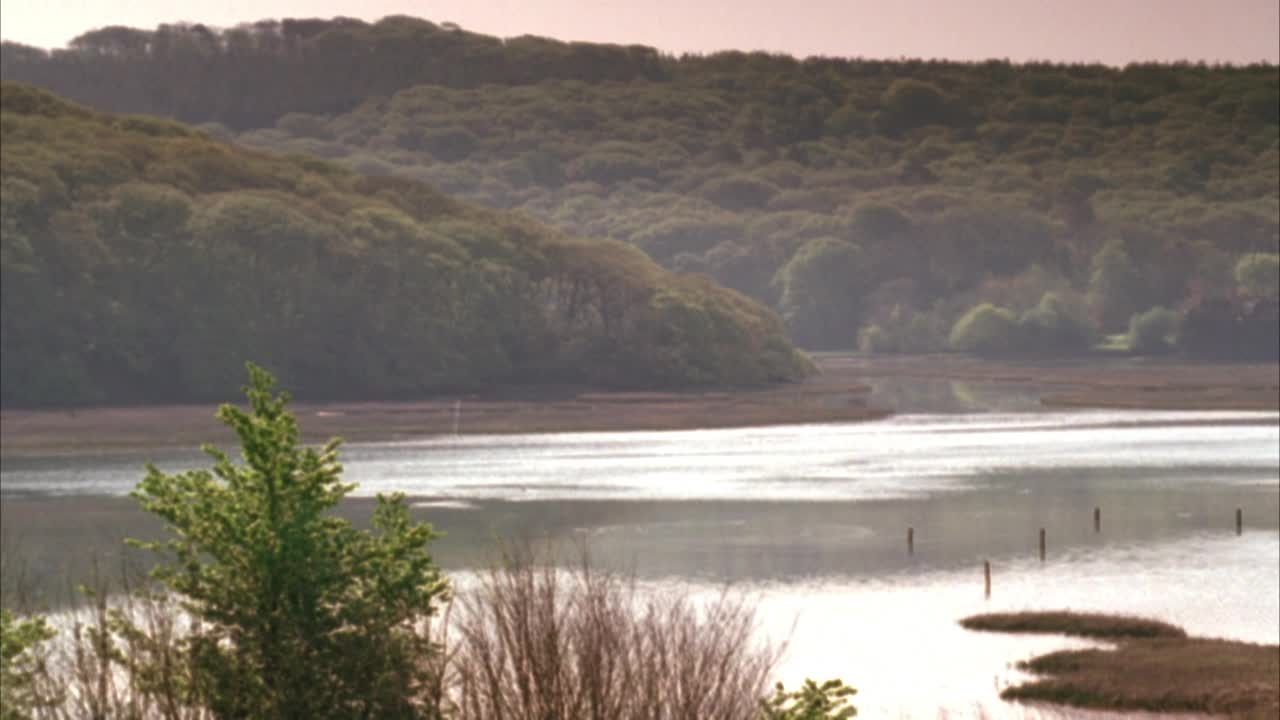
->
238 47 1280 358
0 17 666 129
3 16 1278 359
0 84 810 407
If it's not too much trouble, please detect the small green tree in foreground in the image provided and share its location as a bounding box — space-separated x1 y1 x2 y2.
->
130 363 447 719
760 678 858 719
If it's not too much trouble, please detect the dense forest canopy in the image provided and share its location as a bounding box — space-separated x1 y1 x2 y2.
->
0 83 811 406
2 15 1278 359
0 17 668 129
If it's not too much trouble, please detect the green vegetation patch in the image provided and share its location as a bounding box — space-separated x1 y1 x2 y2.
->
960 611 1186 639
961 611 1279 717
4 18 1278 376
1006 639 1279 716
0 83 811 407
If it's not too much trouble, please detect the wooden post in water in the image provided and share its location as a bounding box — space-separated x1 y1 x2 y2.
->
1236 508 1243 536
907 527 914 556
983 560 991 599
1039 528 1046 562
1094 507 1101 533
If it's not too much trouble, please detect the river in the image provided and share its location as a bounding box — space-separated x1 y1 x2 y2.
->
2 380 1277 717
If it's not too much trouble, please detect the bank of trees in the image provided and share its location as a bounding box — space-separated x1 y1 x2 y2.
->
937 252 1279 360
260 62 1271 357
0 84 810 407
945 292 1095 357
3 18 1277 359
0 18 666 129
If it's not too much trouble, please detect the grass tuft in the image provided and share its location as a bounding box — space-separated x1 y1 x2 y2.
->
960 611 1279 717
960 611 1187 639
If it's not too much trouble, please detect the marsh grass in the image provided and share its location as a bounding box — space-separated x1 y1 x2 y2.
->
962 611 1280 718
960 611 1186 640
1007 639 1279 717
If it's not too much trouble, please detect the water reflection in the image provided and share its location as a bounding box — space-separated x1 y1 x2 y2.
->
865 377 1049 414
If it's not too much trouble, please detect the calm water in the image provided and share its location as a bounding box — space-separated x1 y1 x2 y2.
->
2 382 1278 717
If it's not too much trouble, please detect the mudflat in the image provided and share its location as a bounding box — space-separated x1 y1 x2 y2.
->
0 378 883 455
1 355 1275 454
826 354 1280 411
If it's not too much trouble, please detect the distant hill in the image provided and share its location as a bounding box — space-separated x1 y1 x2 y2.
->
3 16 1278 355
0 18 667 129
0 83 811 407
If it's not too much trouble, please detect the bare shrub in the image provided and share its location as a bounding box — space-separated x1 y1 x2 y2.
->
20 567 212 720
6 545 812 720
448 547 779 720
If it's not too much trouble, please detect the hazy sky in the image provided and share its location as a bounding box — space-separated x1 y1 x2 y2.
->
2 0 1278 65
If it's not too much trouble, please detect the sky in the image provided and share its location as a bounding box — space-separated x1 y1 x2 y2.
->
2 0 1278 65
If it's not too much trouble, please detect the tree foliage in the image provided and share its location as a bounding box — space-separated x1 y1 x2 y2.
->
1088 240 1150 332
1179 294 1279 360
0 18 666 129
3 19 1277 356
0 608 55 720
775 238 863 348
760 678 858 720
1235 252 1279 297
947 292 1093 356
0 83 810 406
1017 292 1094 352
129 363 448 718
948 303 1019 355
857 306 939 355
1128 306 1180 354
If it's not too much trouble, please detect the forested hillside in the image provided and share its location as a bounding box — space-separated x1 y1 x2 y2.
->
0 84 810 406
3 16 1278 356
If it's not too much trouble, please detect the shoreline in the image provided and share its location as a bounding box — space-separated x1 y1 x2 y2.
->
822 354 1280 411
1 355 1276 455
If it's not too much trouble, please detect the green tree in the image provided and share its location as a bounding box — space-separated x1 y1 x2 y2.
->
1235 253 1279 298
949 302 1019 355
847 203 912 242
1127 306 1180 354
760 678 858 719
876 79 958 133
1087 240 1147 332
0 608 55 720
1017 292 1094 353
857 324 892 354
130 363 447 719
775 238 864 348
857 307 940 355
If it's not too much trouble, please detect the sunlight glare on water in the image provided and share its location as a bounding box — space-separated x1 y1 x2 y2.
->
339 410 1277 501
4 410 1273 500
3 408 1277 717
